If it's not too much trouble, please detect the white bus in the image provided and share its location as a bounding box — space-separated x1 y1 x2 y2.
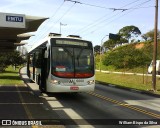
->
27 33 95 93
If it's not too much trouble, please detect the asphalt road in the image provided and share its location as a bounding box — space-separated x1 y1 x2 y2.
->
0 67 160 128
0 84 64 127
45 85 160 128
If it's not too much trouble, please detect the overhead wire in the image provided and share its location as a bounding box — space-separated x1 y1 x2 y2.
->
72 0 142 35
34 2 75 42
27 1 65 47
28 0 153 48
81 0 152 36
28 1 75 47
28 1 77 50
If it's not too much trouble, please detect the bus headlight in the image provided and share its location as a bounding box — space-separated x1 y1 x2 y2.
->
50 80 60 84
87 80 95 85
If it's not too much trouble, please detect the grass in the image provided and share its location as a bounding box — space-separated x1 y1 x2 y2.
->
96 62 149 74
0 66 23 85
96 71 160 94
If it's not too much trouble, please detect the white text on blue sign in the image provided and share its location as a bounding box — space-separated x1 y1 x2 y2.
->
6 15 23 22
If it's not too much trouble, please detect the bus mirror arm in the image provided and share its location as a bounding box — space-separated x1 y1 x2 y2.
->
44 50 48 58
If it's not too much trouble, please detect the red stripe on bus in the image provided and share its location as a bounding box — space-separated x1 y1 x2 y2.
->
53 72 93 78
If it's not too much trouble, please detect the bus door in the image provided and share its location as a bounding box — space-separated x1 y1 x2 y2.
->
40 48 47 92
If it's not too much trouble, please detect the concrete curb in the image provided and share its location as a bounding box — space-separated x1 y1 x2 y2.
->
96 80 160 98
19 67 42 96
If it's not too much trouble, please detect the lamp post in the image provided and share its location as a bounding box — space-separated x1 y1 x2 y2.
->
100 35 108 72
60 22 67 34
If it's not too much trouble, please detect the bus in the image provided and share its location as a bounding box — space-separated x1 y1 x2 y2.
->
27 33 95 93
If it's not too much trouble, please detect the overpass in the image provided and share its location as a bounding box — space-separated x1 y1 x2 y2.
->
0 12 48 53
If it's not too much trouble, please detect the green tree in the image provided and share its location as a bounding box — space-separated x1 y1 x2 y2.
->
0 53 11 72
142 29 160 41
103 44 151 69
103 37 128 50
9 51 26 70
103 39 116 50
94 45 101 53
118 25 141 42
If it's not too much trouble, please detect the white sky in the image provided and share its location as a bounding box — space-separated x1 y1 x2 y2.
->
0 0 159 49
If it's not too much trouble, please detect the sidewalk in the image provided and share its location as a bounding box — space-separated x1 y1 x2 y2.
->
19 67 41 96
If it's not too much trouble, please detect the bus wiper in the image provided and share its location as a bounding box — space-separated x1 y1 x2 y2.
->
63 48 73 57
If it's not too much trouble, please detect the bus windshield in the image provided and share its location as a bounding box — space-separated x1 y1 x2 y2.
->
51 47 94 78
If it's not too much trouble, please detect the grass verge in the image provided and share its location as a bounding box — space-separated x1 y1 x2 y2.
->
96 71 160 95
0 66 23 85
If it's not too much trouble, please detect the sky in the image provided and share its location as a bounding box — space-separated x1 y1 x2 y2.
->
0 0 159 50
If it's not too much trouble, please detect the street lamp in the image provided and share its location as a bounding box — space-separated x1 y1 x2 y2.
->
100 35 108 72
60 22 67 34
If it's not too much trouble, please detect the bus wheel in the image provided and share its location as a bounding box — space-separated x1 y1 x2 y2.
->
39 85 45 93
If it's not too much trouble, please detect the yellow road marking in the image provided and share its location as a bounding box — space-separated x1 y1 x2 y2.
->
15 85 33 119
16 85 37 128
87 92 160 119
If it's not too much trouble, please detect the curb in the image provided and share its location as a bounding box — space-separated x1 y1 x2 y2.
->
19 67 42 96
96 80 160 98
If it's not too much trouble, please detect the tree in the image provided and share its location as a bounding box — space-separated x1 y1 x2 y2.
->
103 44 151 69
94 45 101 53
0 51 26 72
9 51 26 70
103 37 128 50
103 39 117 50
118 25 141 42
0 53 11 72
142 29 160 41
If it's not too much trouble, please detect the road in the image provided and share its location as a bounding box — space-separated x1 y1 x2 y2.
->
44 84 160 128
0 84 64 127
0 67 160 128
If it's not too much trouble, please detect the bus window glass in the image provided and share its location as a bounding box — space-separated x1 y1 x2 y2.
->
51 43 94 78
74 48 94 78
52 47 74 77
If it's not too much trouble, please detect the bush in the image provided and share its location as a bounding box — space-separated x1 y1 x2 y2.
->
0 53 11 72
103 43 152 69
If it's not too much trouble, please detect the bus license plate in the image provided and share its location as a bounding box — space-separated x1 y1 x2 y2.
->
70 86 79 90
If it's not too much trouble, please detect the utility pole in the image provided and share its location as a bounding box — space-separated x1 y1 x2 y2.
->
152 0 158 92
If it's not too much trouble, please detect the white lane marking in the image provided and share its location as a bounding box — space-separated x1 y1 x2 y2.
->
0 91 32 92
0 103 43 105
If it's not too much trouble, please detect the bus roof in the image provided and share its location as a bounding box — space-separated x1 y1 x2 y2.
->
28 33 91 53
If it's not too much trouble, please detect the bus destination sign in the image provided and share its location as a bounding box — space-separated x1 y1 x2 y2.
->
56 40 88 46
